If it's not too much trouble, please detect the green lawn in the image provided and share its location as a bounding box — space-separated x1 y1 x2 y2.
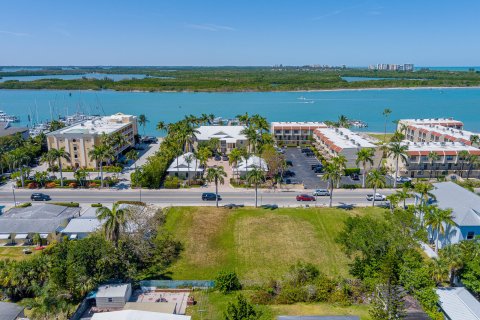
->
187 290 371 320
366 132 394 143
163 206 385 282
0 246 40 260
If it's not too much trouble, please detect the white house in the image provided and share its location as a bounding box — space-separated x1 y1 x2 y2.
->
91 310 191 320
61 217 103 240
194 126 248 154
436 287 480 320
167 152 203 179
95 283 132 309
236 155 268 177
415 182 480 249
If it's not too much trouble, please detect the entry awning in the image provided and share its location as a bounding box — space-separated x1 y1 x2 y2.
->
14 233 29 240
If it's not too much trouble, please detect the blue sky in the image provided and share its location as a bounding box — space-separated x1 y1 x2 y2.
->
1 0 479 66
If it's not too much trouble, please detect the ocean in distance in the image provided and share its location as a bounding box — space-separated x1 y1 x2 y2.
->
0 88 479 136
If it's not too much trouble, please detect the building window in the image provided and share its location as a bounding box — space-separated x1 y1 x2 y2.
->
74 154 78 159
107 298 113 302
467 232 475 240
446 156 453 161
73 146 77 151
72 139 76 142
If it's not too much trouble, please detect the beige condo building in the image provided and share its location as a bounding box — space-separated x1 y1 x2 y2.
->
46 113 138 169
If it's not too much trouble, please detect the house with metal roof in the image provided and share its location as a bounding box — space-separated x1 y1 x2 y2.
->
61 217 103 240
415 182 480 249
236 155 268 177
437 287 480 320
194 125 248 154
0 302 25 320
167 152 203 179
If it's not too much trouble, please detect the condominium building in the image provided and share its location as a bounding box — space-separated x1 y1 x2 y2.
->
398 118 464 130
313 127 378 167
404 123 479 146
194 125 248 154
271 122 327 146
385 141 480 178
46 113 138 169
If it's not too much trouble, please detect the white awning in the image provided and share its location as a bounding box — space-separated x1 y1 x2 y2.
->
0 234 10 240
69 234 78 239
14 233 29 240
40 233 49 239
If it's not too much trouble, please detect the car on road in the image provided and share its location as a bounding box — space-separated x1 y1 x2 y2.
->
366 193 387 201
396 176 411 183
313 189 330 196
296 194 316 201
350 173 360 180
30 193 51 201
202 192 222 201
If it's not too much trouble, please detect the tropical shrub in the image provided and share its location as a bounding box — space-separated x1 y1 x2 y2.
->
27 182 38 189
215 271 242 293
45 182 57 188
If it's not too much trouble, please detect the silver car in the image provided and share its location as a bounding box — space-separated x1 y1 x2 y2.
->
313 189 330 196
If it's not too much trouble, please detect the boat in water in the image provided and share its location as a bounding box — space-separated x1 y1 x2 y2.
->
348 119 368 128
0 110 20 122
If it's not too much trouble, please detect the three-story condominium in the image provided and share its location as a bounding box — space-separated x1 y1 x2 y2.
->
271 122 327 146
46 113 138 169
403 123 479 146
397 117 464 130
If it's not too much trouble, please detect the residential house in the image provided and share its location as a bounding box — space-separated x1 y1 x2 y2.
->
167 152 203 179
91 310 191 320
0 302 25 320
194 126 248 154
436 287 480 320
0 122 29 139
95 283 132 309
236 155 268 177
271 122 327 146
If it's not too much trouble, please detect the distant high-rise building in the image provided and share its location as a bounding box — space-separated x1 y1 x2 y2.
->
404 64 414 71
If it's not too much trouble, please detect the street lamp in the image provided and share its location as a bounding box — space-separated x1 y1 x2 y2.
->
11 184 16 207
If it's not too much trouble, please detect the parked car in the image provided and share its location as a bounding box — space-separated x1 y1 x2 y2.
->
396 176 411 183
366 193 386 201
222 155 229 161
286 160 293 166
284 170 296 177
350 173 360 180
311 164 323 170
301 148 310 153
313 167 323 174
30 193 51 201
202 192 222 201
313 189 330 196
214 155 221 161
296 194 316 201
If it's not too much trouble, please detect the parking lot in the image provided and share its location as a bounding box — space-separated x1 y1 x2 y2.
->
284 148 324 189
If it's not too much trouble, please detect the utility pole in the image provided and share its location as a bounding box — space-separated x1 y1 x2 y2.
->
12 185 16 207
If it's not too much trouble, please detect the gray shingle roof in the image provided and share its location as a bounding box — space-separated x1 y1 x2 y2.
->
430 182 480 227
0 302 24 320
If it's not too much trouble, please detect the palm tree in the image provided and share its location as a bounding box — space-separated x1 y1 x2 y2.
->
206 166 227 207
138 114 149 136
470 134 479 146
197 147 212 178
73 169 87 187
40 151 55 173
236 112 250 126
125 149 139 170
382 108 392 142
338 115 350 128
184 153 193 185
241 126 259 154
388 142 408 188
366 169 386 207
156 121 167 134
415 182 435 205
386 193 399 214
229 148 243 184
48 148 70 187
11 151 30 188
332 155 347 188
427 151 440 179
88 145 113 188
439 244 464 286
466 154 479 179
246 166 265 207
322 162 342 207
96 203 130 248
395 186 413 208
356 148 375 188
458 150 470 178
425 206 455 253
429 258 449 285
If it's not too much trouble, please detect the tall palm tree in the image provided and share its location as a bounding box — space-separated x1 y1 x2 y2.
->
10 151 30 188
458 150 470 178
48 148 70 187
138 114 149 136
338 115 350 128
356 148 375 188
395 186 413 208
73 169 87 187
429 258 449 285
332 155 347 188
229 148 243 184
366 169 386 207
470 134 480 146
241 126 259 154
388 142 408 188
425 206 455 253
88 145 113 188
466 154 479 179
96 203 130 248
125 149 139 170
206 166 227 207
322 162 342 207
197 147 212 178
427 151 440 179
382 108 392 142
439 244 464 286
236 112 250 126
184 153 193 185
156 121 167 134
246 166 265 207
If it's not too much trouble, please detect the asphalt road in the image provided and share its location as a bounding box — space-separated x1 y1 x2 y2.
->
0 188 410 208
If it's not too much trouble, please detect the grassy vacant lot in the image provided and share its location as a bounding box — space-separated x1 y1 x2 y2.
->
0 246 39 260
187 290 372 320
366 132 394 143
164 206 384 282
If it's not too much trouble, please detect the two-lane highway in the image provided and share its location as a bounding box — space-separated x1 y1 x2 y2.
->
0 188 407 207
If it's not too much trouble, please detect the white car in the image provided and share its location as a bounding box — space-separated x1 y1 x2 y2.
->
366 193 387 201
396 176 411 183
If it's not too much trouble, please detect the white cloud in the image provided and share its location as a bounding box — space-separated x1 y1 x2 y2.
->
0 30 29 37
186 23 235 32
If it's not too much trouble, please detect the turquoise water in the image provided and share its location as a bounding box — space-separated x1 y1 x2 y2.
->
0 88 479 135
342 76 396 82
0 73 156 83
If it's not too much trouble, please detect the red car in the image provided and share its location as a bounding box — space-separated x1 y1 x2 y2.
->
296 194 316 201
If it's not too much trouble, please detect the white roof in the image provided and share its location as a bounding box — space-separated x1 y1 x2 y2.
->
400 118 464 126
407 124 478 142
271 121 327 128
314 127 376 149
402 141 480 154
14 233 28 239
62 218 103 234
0 234 10 239
195 126 246 143
96 283 130 298
437 287 480 320
167 152 203 172
48 113 135 136
237 155 268 172
92 310 191 320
